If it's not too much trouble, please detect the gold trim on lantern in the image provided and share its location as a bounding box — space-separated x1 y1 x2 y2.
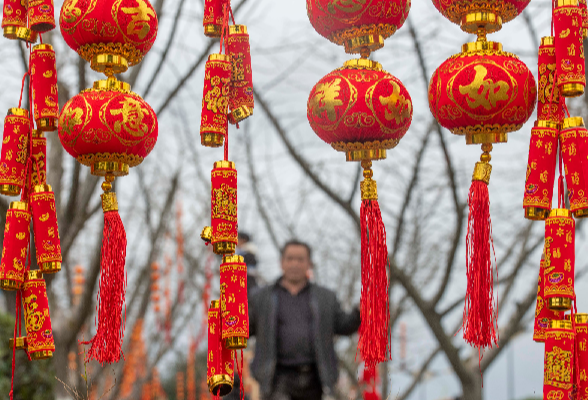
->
347 148 387 162
32 43 53 52
561 83 585 97
329 24 397 54
549 297 572 311
213 242 236 254
223 254 244 264
229 25 248 34
27 270 43 280
0 280 22 291
550 208 571 218
77 153 141 172
575 313 588 324
201 132 225 148
16 27 37 43
101 192 119 213
225 336 248 349
78 43 144 69
0 185 21 197
574 208 588 218
91 53 129 75
525 207 550 220
550 319 573 329
462 40 503 54
204 24 222 37
210 300 219 309
557 0 578 6
7 108 29 117
209 54 231 63
91 161 130 176
345 34 384 54
460 12 502 34
9 201 28 211
472 161 492 184
562 117 585 129
440 1 519 27
452 123 519 138
465 132 508 145
537 120 559 129
37 118 57 132
208 374 233 396
541 36 555 46
93 78 131 93
331 139 399 161
228 105 253 124
9 337 27 350
201 226 212 243
3 26 20 40
341 59 383 71
30 350 53 360
41 262 61 274
360 163 378 201
214 160 235 169
32 130 43 138
33 184 52 193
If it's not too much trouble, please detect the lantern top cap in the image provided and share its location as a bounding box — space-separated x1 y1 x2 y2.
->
557 0 578 7
563 117 585 129
342 59 382 71
32 129 44 138
214 160 235 169
7 108 28 118
574 314 588 324
550 319 573 329
460 12 502 34
536 120 559 129
9 337 27 350
549 208 571 218
541 36 555 46
462 40 502 54
229 25 248 35
223 255 245 264
33 43 53 52
209 54 231 63
93 77 131 93
27 270 44 280
33 184 52 193
210 300 219 309
9 201 28 211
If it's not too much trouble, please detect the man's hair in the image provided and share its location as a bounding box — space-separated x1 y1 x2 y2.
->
280 240 312 261
238 232 251 243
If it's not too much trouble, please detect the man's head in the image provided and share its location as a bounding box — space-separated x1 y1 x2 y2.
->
280 240 312 284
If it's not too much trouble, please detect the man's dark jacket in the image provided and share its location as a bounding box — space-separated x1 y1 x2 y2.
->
249 279 360 397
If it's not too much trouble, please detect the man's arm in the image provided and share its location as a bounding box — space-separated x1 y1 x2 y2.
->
333 297 361 336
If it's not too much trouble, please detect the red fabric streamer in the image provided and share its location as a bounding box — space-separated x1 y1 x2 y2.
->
463 179 498 351
82 208 127 364
358 198 390 370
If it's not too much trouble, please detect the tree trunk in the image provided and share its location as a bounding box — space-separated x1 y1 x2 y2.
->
461 373 483 400
53 339 73 400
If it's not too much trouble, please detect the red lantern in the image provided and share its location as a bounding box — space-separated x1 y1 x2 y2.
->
28 0 55 33
538 37 565 123
534 258 563 342
31 184 61 274
203 0 228 37
59 0 158 74
209 160 237 255
30 130 46 186
220 255 248 349
23 270 55 359
0 108 30 196
544 319 575 400
523 121 558 220
2 0 27 39
554 0 585 97
0 201 30 291
31 44 59 131
207 300 233 396
306 0 411 54
576 314 588 399
431 0 529 33
580 0 588 38
560 117 588 218
200 54 231 148
544 209 575 312
228 25 253 124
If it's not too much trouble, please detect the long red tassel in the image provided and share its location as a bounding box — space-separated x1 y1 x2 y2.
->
463 152 498 352
357 161 390 370
82 186 127 364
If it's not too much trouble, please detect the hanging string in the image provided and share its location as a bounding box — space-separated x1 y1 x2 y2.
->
219 3 230 54
551 0 555 36
224 131 229 161
562 101 571 118
235 349 245 400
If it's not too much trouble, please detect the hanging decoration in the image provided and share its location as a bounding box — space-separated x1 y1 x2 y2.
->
428 0 537 353
58 0 159 364
543 319 575 400
23 270 54 359
220 255 248 349
575 314 588 399
200 55 231 148
0 201 31 290
561 117 588 217
306 0 412 370
227 25 253 124
534 255 563 342
0 109 30 196
207 300 234 396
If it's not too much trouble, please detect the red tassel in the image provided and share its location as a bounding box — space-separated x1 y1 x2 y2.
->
82 187 127 364
357 162 390 370
463 157 498 351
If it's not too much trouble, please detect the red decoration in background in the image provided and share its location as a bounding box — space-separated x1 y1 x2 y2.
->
30 130 46 186
220 255 248 349
203 0 228 37
554 0 585 97
2 0 27 37
27 0 55 32
523 122 558 220
544 209 575 312
207 300 233 396
0 108 29 197
0 201 30 291
534 259 563 342
560 118 588 217
31 44 58 131
211 160 238 255
431 0 529 31
537 37 564 123
227 25 253 124
31 186 61 274
23 270 55 359
544 320 575 400
580 0 588 38
200 54 231 148
576 314 588 400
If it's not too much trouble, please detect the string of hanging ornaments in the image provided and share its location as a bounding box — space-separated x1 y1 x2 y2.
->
428 0 537 357
58 0 159 364
521 0 588 398
306 0 413 372
0 0 60 396
200 0 254 397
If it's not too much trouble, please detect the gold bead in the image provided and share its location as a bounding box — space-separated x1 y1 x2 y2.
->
101 181 112 192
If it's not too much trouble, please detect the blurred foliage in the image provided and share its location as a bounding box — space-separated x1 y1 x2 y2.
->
161 350 208 400
0 312 55 400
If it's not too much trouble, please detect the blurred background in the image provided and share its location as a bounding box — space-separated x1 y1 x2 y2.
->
0 0 579 399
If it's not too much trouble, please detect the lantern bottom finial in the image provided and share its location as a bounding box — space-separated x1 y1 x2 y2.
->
204 24 222 38
40 262 62 274
574 208 588 218
3 26 19 40
466 132 508 145
345 34 384 55
201 132 225 148
91 161 130 177
37 118 57 132
0 279 21 291
30 350 53 360
0 184 21 197
561 83 585 97
225 337 248 349
91 54 129 76
525 207 550 220
229 105 253 125
213 242 236 255
460 12 502 34
15 27 37 43
9 337 27 350
208 374 233 396
548 297 572 311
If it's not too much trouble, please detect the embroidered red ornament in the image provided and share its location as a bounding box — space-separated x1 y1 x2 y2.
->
23 270 55 359
523 121 558 220
200 54 231 148
2 0 27 39
543 319 575 400
534 257 563 342
220 255 248 349
31 184 61 274
203 0 228 37
227 25 253 124
537 37 565 123
0 108 29 196
580 0 588 38
575 314 588 399
544 208 575 312
31 44 58 131
560 117 588 217
30 130 46 186
207 300 233 396
0 201 30 291
554 0 585 97
27 0 55 33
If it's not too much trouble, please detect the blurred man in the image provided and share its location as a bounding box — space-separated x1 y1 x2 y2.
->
247 239 361 400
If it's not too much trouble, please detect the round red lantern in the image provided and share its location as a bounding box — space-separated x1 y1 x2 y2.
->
308 58 412 161
431 0 530 33
428 40 537 145
59 0 158 75
58 78 158 176
306 0 411 54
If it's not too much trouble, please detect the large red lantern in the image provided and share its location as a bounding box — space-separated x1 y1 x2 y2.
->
59 0 158 74
306 0 411 54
